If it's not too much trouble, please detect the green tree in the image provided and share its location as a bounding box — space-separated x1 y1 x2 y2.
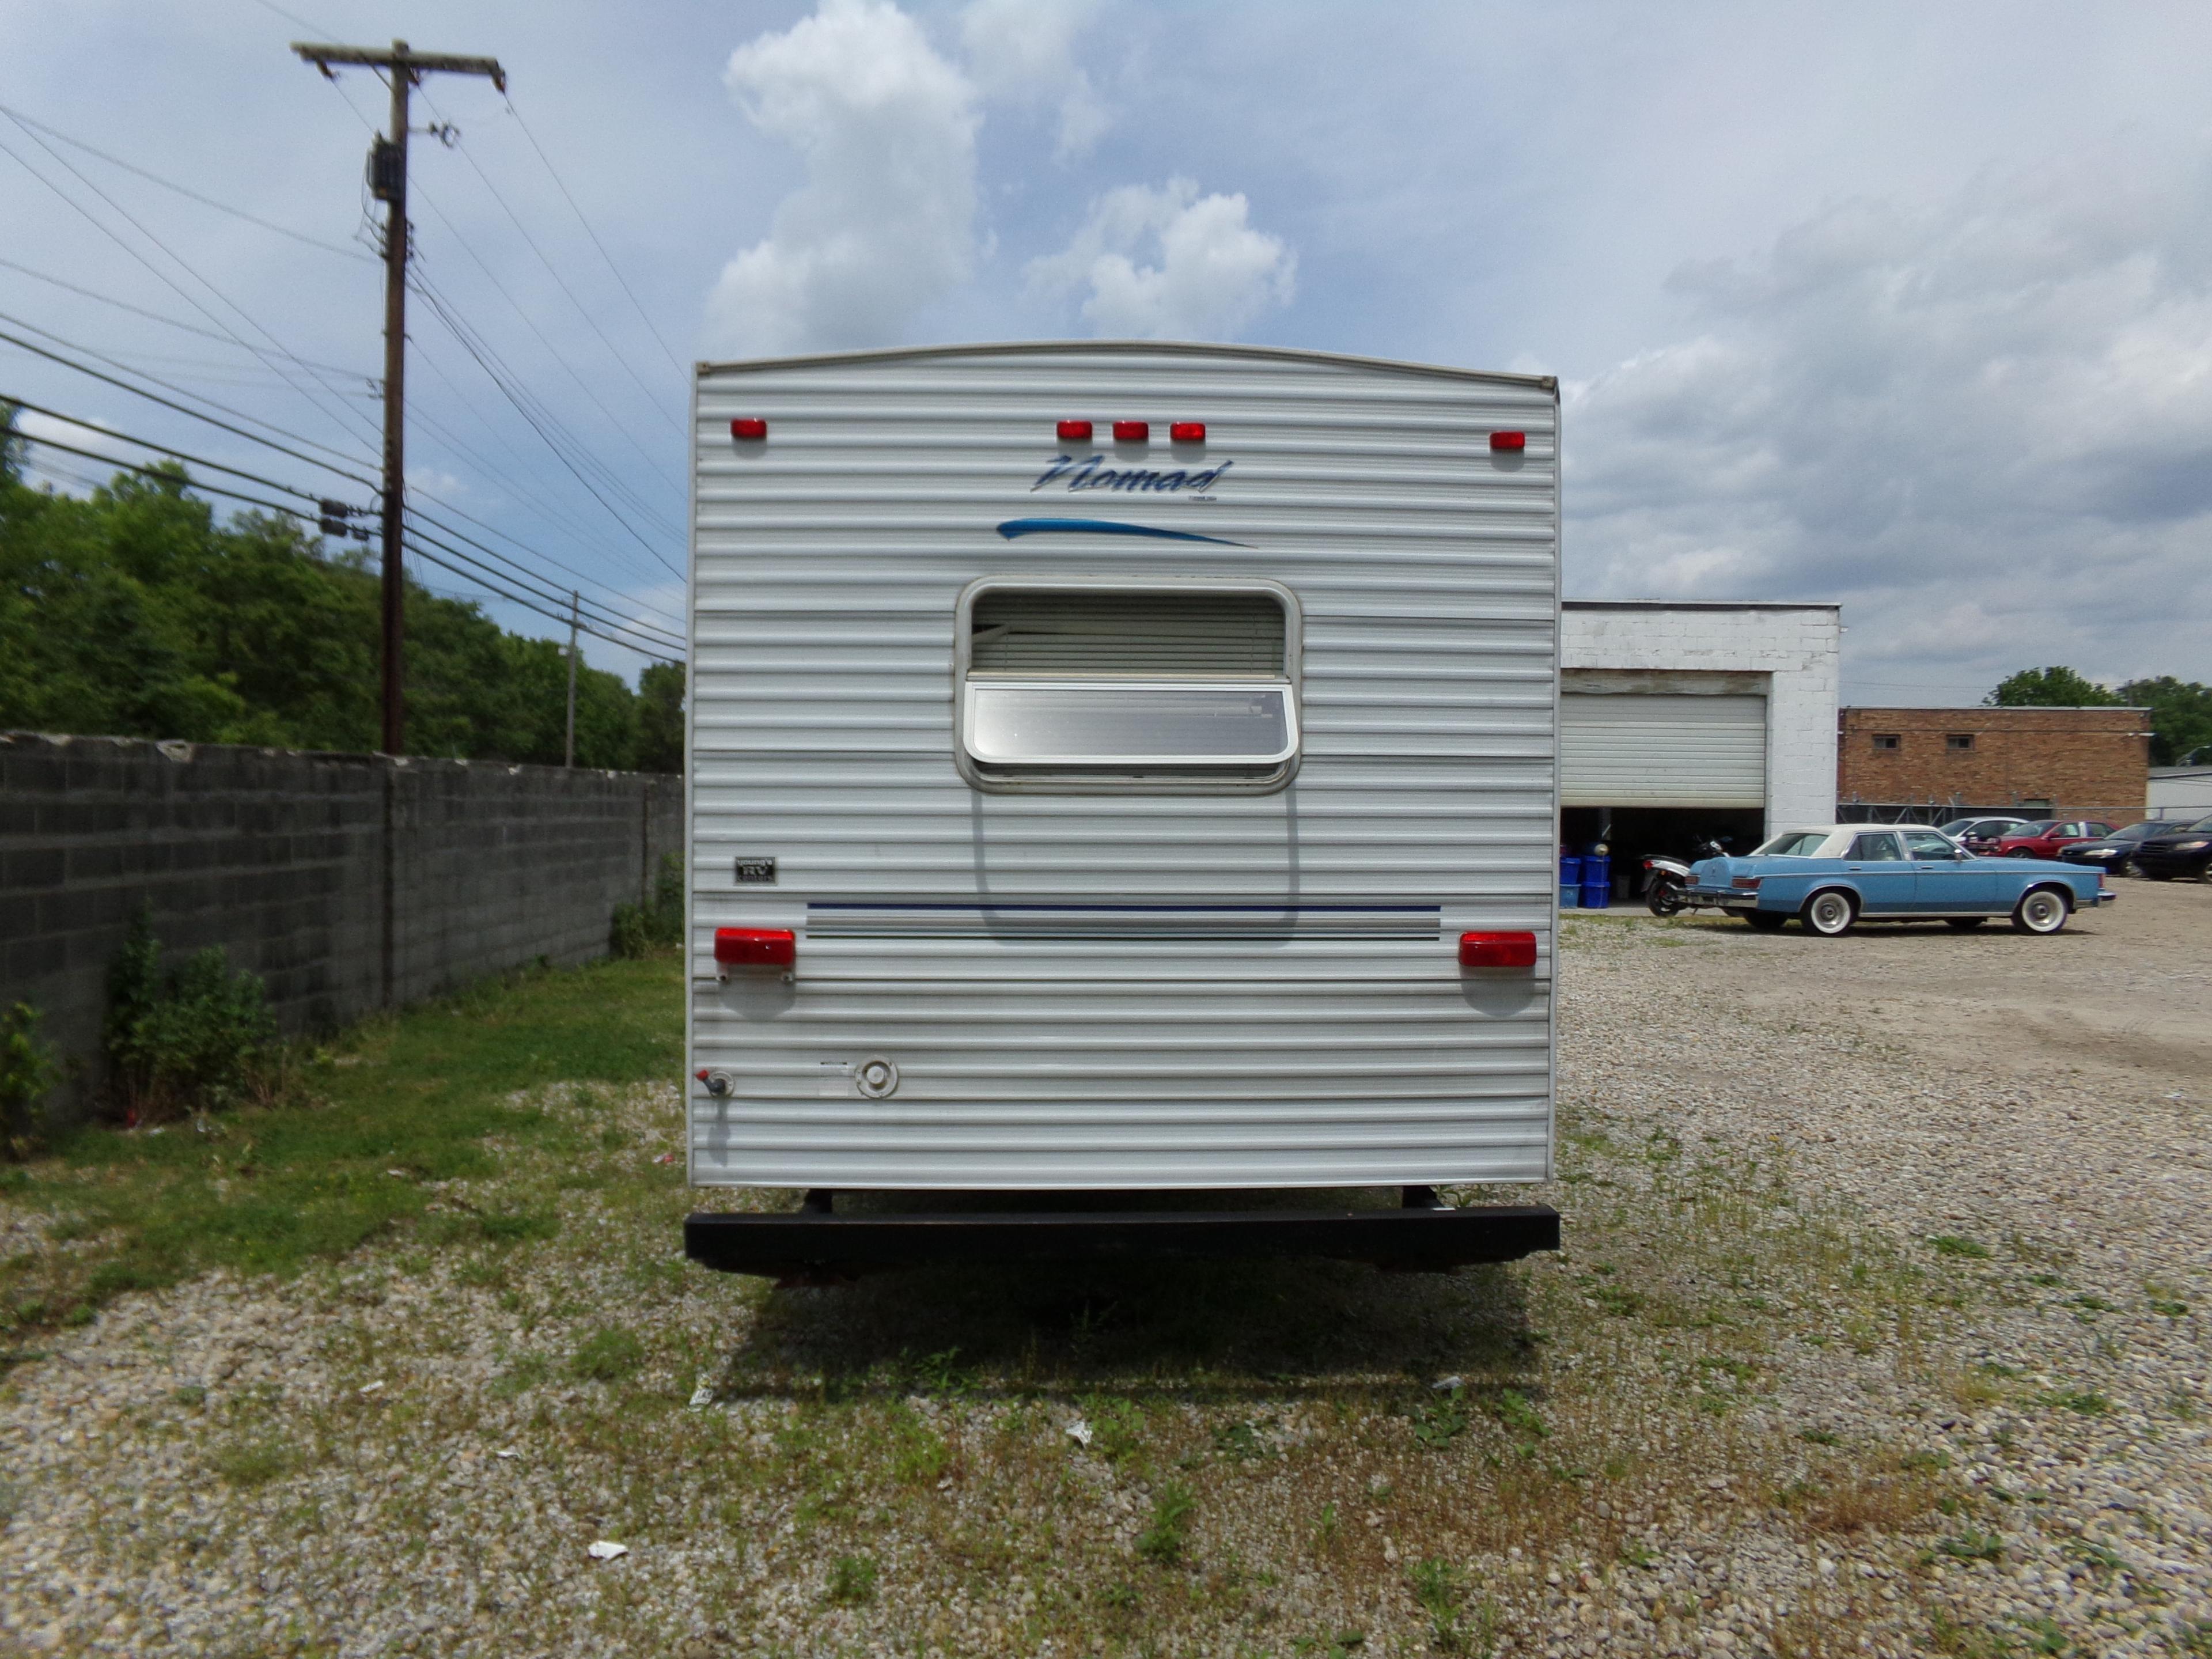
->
635 661 684 774
2117 676 2212 766
1985 666 2120 708
0 448 681 769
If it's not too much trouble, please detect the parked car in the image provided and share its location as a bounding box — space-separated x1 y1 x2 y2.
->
2133 815 2212 881
1686 824 2112 936
2056 821 2166 877
1938 815 2031 853
1991 820 2113 859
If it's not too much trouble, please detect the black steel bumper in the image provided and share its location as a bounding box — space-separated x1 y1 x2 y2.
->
684 1200 1560 1281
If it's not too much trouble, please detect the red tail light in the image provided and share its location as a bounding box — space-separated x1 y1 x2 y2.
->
730 418 768 440
1169 421 1205 442
1112 420 1149 441
1459 931 1537 968
1490 430 1526 451
1056 419 1093 441
714 927 794 969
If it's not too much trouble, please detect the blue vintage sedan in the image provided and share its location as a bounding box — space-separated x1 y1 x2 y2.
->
1685 824 2114 937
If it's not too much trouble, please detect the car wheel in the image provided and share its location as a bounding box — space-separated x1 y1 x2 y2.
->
2011 886 2070 934
1744 911 1787 931
1801 889 1857 937
2006 848 2035 858
1944 917 1986 930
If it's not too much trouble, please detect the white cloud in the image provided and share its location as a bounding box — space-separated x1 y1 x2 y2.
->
1570 145 2212 689
1026 177 1296 340
703 0 979 357
958 0 1109 160
14 410 127 463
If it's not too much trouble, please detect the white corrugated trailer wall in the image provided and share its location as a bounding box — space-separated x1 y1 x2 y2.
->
687 343 1558 1190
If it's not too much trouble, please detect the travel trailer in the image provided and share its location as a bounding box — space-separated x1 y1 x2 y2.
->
681 342 1561 1279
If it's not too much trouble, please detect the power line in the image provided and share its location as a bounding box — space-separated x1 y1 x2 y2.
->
406 183 688 499
0 101 376 263
402 512 684 652
408 494 685 632
400 525 680 661
412 276 684 579
0 254 374 380
2 392 369 511
502 96 687 380
0 115 382 455
0 319 377 488
14 429 344 521
421 87 684 434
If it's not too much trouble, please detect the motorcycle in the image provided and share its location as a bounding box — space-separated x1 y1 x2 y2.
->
1642 838 1730 916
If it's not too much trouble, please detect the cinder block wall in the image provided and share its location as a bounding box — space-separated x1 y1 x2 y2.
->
0 733 682 1125
1837 707 2150 822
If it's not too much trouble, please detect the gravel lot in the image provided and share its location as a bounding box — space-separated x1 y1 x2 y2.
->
1 880 2205 1658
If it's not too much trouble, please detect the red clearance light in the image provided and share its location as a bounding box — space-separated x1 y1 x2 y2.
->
1490 430 1526 452
1112 419 1149 442
714 926 794 969
1459 930 1537 969
730 418 768 440
1169 421 1206 443
1056 419 1093 441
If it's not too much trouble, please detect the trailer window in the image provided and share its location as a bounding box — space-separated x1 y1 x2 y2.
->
956 579 1300 788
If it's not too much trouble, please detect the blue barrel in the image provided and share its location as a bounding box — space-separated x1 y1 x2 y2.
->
1559 854 1582 887
1559 882 1578 909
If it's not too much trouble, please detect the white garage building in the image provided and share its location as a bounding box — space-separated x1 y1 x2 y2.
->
1560 601 1841 870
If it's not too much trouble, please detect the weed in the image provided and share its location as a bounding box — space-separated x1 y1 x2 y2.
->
1619 1540 1658 1567
1 1002 59 1160
2148 1297 2190 1319
1408 1558 1475 1652
611 853 684 959
1489 1388 1548 1441
2024 1615 2069 1654
1213 1418 1269 1461
569 1327 643 1382
824 1552 877 1605
211 1435 299 1487
173 1384 206 1407
1312 1502 1339 1551
490 1354 550 1398
1930 1236 1993 1260
2039 1391 2111 1416
1938 1531 2006 1562
105 910 279 1123
1411 1386 1470 1449
1100 1580 1140 1612
1136 1481 1197 1565
1083 1394 1145 1465
1798 1428 1839 1445
2067 1539 2123 1573
910 1346 975 1396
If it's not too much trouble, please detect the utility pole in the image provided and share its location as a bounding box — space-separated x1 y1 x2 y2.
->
293 39 505 756
565 590 579 767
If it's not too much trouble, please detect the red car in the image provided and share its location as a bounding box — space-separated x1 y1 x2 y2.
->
1992 819 2114 859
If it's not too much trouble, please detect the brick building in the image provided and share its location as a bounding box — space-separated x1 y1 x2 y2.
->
1837 706 2151 823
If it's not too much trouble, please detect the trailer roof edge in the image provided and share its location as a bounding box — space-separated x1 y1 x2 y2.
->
692 339 1559 393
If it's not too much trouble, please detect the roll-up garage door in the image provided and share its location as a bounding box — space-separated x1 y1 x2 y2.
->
1561 694 1767 807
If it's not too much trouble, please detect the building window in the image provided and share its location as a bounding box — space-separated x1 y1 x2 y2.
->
1870 733 1900 751
1946 733 1975 751
955 576 1301 790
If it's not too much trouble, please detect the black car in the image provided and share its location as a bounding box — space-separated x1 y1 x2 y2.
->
2057 820 2168 877
2134 815 2212 881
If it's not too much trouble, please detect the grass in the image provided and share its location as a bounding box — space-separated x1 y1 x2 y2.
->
0 953 682 1331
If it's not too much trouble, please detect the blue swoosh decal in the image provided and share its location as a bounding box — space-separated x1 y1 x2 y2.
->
997 517 1247 546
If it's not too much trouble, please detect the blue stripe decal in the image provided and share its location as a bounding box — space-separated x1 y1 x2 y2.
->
996 517 1247 546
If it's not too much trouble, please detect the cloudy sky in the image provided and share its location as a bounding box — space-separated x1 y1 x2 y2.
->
2 0 2206 700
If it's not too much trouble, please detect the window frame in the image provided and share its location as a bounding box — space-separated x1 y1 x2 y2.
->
1945 732 1976 751
952 573 1304 794
1870 732 1900 751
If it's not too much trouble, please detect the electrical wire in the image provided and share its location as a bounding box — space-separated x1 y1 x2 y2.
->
502 96 688 380
411 278 684 579
0 255 374 380
403 501 685 642
0 118 382 454
399 526 680 661
406 185 687 499
402 513 684 653
1 392 368 510
0 319 378 487
421 88 684 433
407 495 686 634
0 101 376 263
14 429 352 522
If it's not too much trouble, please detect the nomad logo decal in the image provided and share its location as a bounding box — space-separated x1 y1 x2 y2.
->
1031 453 1234 495
996 518 1247 546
